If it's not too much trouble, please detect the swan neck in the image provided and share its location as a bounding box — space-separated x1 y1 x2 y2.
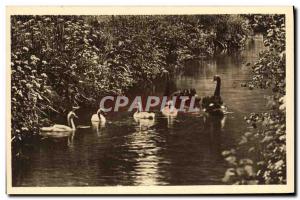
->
214 79 221 97
68 114 75 130
70 118 75 130
97 109 101 119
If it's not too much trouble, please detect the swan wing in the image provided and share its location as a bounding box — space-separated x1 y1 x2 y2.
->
40 127 54 132
161 107 178 117
91 114 100 122
134 112 155 119
40 131 73 138
44 124 72 132
100 114 106 123
139 119 155 128
41 124 72 132
53 124 70 129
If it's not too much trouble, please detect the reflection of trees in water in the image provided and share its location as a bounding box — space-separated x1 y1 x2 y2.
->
161 72 178 97
180 60 202 77
90 123 138 185
126 71 178 103
152 114 227 185
12 150 32 186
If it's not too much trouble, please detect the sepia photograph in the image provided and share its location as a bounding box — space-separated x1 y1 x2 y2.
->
6 6 294 194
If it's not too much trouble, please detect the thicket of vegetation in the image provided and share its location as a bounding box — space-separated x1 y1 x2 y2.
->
11 15 249 149
222 14 287 184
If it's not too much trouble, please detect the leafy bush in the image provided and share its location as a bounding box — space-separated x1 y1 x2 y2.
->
222 15 286 185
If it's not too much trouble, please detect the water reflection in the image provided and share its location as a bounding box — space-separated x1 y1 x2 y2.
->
129 129 161 185
203 115 226 158
67 131 75 148
166 116 176 130
91 121 106 136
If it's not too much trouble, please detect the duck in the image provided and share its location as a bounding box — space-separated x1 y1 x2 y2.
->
161 100 178 117
91 107 106 124
133 102 155 120
40 106 79 132
202 75 227 116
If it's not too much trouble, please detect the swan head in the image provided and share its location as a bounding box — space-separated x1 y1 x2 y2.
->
69 106 79 120
213 75 221 82
166 100 175 108
97 107 106 115
68 111 78 120
67 110 78 128
190 88 197 96
72 106 80 111
182 89 189 96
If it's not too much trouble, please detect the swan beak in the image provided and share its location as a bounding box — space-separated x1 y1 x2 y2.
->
73 106 80 110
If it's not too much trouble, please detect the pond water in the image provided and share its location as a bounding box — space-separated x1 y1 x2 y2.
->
13 36 269 186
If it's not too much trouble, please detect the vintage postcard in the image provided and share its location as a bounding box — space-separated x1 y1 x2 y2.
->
6 6 294 194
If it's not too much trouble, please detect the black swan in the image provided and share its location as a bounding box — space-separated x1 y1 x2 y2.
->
202 75 226 116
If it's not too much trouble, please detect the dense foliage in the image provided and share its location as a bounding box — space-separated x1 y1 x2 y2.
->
11 15 249 156
222 15 286 184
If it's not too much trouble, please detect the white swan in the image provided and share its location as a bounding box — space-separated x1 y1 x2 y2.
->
40 110 78 132
134 117 155 131
133 102 155 120
91 108 106 123
161 101 178 117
